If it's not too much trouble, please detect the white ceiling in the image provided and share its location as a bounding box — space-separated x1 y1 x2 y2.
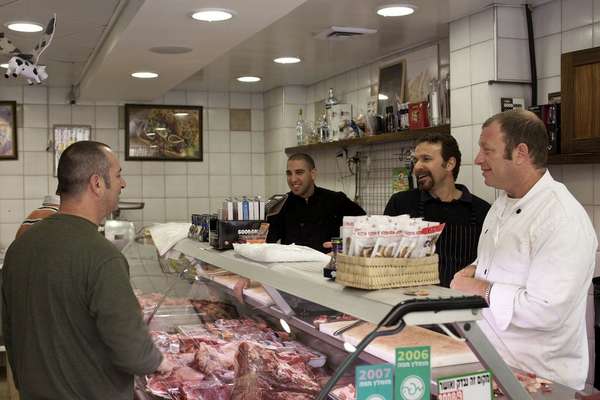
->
0 0 548 101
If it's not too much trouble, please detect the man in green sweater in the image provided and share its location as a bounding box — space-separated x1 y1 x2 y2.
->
2 141 173 400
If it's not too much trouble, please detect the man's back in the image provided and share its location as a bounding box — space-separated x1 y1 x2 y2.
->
2 213 161 400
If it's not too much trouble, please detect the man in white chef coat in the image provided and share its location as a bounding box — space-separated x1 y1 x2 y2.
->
450 109 597 390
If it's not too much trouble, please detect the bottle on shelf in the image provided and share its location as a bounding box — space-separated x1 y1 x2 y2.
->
296 108 305 145
325 88 338 109
429 79 441 127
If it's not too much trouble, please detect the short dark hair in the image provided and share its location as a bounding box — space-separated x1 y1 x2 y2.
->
416 132 461 180
482 110 548 168
287 153 315 169
56 141 112 197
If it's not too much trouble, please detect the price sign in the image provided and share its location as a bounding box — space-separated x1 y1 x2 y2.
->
395 346 430 400
437 371 493 400
355 364 394 400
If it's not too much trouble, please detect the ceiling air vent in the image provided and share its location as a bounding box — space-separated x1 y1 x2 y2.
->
314 26 377 41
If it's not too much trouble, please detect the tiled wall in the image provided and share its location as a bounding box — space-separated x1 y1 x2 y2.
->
449 5 534 205
451 1 600 387
264 86 306 196
0 85 265 249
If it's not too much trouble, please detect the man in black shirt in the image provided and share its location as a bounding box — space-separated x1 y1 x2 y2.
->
267 153 366 252
384 133 490 286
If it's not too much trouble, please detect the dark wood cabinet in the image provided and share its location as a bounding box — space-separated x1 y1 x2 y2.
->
561 46 600 156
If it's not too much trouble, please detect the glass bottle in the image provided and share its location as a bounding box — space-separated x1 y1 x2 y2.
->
296 108 304 145
325 88 338 109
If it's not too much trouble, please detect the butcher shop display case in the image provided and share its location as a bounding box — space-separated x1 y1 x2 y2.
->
127 239 579 400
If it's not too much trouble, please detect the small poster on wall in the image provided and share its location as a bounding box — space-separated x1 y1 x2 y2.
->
53 125 92 176
0 101 17 160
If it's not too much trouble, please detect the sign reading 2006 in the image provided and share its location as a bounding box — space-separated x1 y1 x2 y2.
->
395 346 431 400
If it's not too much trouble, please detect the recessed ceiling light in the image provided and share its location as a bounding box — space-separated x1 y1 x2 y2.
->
5 21 44 32
237 76 261 83
131 71 159 79
0 63 8 69
191 9 234 22
376 4 417 17
273 57 301 64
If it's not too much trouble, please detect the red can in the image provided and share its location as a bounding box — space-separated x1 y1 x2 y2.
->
408 101 430 129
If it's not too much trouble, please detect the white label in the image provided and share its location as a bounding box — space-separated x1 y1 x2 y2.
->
437 371 492 400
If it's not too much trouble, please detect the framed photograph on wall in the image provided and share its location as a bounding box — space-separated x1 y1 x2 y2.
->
125 104 203 161
0 101 18 160
53 125 92 176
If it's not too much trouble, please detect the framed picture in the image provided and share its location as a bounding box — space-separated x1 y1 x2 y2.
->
125 104 203 161
378 59 406 115
0 101 18 160
53 125 92 176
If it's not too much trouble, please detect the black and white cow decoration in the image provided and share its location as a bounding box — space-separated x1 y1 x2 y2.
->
0 14 56 85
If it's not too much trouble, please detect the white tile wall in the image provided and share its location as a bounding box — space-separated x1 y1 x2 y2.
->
450 47 471 89
450 16 470 51
209 175 231 197
231 175 253 196
497 39 531 81
0 85 23 102
208 131 230 153
562 25 594 53
450 87 472 127
22 128 48 151
470 8 494 45
230 132 252 153
165 175 188 198
535 34 562 78
452 126 474 165
209 92 229 108
207 109 229 130
166 198 188 221
562 0 594 31
0 88 265 249
23 86 47 104
470 40 494 84
497 6 528 39
187 175 209 198
231 153 252 176
533 1 562 38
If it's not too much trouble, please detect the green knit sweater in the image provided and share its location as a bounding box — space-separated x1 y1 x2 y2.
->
2 213 162 400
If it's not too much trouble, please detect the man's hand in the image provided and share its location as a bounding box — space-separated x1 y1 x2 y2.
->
450 274 489 299
233 277 251 305
156 357 176 374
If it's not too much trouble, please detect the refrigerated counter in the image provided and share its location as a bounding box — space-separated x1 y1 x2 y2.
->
128 239 577 399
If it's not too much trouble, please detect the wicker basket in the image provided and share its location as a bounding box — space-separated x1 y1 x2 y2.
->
336 254 439 290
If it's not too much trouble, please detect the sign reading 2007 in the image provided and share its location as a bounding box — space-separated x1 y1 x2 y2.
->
395 346 431 400
355 364 394 400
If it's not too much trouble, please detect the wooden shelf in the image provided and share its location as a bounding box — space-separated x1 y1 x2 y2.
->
548 153 600 164
284 124 451 153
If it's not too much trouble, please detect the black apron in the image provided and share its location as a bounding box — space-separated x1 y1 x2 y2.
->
417 199 480 287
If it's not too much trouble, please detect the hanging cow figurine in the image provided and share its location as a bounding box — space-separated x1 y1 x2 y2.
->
0 14 56 85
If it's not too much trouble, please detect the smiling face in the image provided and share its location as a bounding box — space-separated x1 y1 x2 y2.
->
101 148 126 215
286 159 316 198
474 121 517 192
413 141 455 192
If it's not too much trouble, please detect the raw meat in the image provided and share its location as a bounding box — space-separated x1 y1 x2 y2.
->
231 341 322 399
192 342 239 382
332 384 356 400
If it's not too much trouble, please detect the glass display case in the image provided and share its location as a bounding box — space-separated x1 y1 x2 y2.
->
125 239 578 400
